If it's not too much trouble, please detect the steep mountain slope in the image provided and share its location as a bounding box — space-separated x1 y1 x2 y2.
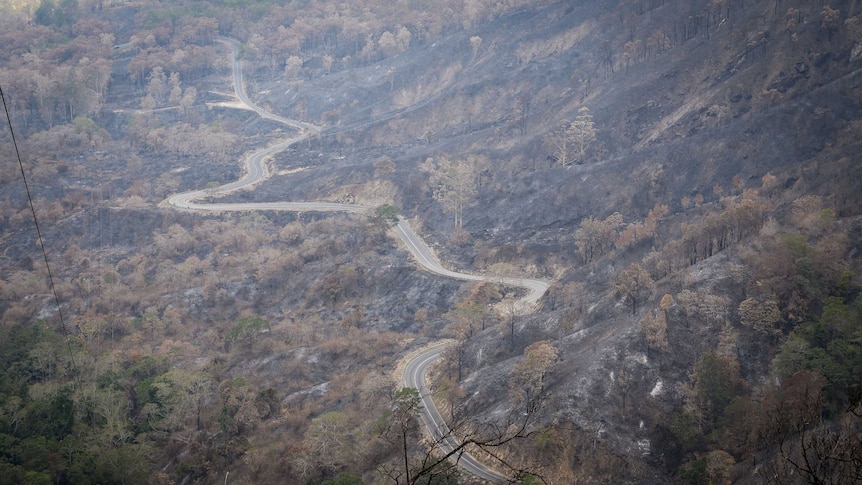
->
248 0 861 261
2 0 861 483
234 0 862 482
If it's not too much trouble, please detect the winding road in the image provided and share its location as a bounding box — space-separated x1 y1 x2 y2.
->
403 343 508 482
165 38 549 483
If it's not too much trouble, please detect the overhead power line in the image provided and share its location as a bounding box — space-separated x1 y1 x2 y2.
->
0 82 77 374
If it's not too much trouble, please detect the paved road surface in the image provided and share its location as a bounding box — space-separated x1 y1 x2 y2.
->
403 343 508 482
164 38 549 482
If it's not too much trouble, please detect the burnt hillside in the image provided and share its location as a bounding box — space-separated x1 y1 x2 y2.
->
1 0 860 483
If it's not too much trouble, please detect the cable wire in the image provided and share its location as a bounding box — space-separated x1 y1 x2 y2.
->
0 82 78 374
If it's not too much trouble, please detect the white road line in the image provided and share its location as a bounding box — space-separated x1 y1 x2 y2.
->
164 37 550 483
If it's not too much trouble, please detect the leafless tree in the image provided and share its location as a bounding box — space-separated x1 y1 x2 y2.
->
378 386 547 484
546 107 597 167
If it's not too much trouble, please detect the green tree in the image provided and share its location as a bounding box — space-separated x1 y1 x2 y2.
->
34 0 77 28
34 0 54 26
678 458 707 485
93 445 148 485
21 391 75 441
690 352 745 430
773 296 862 405
375 204 400 227
226 316 271 349
135 370 213 434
